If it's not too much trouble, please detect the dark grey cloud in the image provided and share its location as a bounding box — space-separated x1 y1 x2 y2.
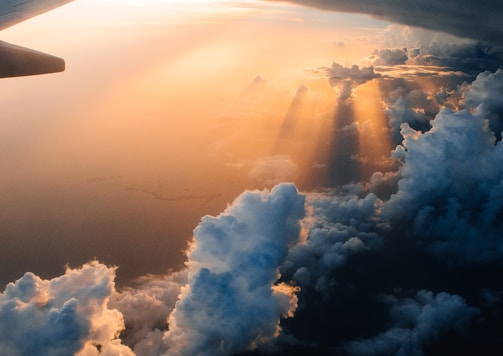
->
266 0 503 47
282 188 383 294
370 48 408 66
409 43 502 75
384 89 435 143
345 291 478 356
385 107 503 264
327 62 379 86
463 69 503 138
370 26 503 77
325 62 380 100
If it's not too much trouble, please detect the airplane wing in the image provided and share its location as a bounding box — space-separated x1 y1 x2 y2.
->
0 0 74 78
0 0 73 31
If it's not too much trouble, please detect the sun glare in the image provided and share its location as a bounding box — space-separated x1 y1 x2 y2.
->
0 0 392 293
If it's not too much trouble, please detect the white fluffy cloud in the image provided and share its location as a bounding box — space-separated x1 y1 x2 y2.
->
111 271 187 355
0 262 133 356
163 183 305 355
0 185 306 356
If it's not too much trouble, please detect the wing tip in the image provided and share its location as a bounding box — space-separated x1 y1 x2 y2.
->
0 41 66 78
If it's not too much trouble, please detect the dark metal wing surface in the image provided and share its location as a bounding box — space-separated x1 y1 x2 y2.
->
0 0 73 77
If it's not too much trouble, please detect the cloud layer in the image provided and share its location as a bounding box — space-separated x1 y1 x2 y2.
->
164 183 305 355
3 72 503 352
2 3 503 356
0 262 133 356
346 291 478 356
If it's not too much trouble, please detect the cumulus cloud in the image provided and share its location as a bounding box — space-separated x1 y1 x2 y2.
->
54 58 503 356
272 66 503 353
384 106 503 263
0 262 133 356
346 290 478 356
370 48 408 66
0 185 307 356
325 62 379 100
163 183 305 355
463 69 503 138
111 271 187 355
384 88 437 144
380 25 503 75
4 81 503 353
326 63 379 85
282 187 383 293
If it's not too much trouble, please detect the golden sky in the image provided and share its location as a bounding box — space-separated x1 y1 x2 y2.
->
0 0 390 284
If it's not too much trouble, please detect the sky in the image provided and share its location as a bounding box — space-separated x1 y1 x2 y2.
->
0 0 503 355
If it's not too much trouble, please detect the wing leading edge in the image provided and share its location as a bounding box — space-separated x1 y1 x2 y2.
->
0 0 73 78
